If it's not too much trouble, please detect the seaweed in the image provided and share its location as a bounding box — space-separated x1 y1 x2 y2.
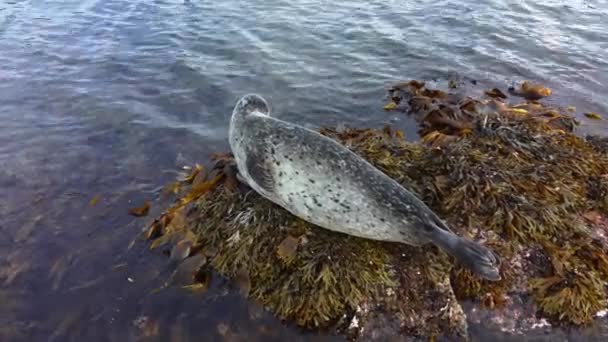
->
143 79 608 338
384 80 608 325
190 188 396 328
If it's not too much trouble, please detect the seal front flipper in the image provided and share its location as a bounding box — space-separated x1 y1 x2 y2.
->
245 149 275 193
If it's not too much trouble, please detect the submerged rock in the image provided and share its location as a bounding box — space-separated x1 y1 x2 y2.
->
142 80 608 340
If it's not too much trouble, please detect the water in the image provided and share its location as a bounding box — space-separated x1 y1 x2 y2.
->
1 0 607 341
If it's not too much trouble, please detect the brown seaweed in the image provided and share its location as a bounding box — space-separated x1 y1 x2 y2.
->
128 201 150 217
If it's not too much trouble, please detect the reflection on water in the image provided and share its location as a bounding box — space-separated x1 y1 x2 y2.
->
1 0 607 341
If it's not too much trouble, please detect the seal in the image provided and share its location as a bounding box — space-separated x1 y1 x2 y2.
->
228 94 501 281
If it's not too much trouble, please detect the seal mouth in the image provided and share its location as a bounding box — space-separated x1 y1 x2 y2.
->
234 94 270 117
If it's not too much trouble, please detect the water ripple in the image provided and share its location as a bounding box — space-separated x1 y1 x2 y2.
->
1 0 607 340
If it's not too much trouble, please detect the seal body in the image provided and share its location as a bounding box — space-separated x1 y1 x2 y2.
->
229 94 501 281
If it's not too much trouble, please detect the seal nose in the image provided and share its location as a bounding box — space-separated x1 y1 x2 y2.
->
235 94 270 117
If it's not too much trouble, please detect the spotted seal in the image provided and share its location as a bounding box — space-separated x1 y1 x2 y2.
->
228 94 500 281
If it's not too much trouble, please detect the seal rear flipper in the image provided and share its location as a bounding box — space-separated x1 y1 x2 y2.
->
430 226 501 281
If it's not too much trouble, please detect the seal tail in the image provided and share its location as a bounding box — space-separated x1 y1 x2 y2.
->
232 94 271 119
429 225 501 281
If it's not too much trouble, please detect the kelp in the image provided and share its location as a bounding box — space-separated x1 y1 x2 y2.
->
143 79 608 339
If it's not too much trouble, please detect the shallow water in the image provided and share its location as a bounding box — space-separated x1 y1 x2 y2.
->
1 0 607 341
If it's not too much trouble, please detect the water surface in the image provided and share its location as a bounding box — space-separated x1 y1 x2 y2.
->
1 0 607 341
